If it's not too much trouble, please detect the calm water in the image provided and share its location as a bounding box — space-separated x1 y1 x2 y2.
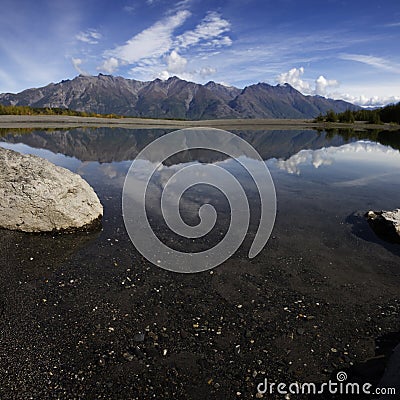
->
1 127 400 260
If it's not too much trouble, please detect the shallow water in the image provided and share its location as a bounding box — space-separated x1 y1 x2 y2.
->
1 127 400 259
1 127 400 398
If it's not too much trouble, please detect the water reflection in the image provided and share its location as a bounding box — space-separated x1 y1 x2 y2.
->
0 128 350 163
1 127 399 164
273 140 400 175
1 127 400 255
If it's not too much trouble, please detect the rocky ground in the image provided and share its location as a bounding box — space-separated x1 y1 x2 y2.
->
1 185 399 399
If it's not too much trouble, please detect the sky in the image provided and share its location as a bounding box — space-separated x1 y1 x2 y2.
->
0 0 399 106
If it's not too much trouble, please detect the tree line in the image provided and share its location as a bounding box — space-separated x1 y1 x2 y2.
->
314 102 400 125
0 104 121 119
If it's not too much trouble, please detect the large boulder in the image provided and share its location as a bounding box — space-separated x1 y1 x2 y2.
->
0 147 102 232
366 209 400 244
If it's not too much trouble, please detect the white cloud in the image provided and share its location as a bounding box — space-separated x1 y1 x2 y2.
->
165 50 187 73
75 29 102 44
105 10 190 64
275 68 399 106
158 50 188 80
276 67 339 97
177 12 231 49
334 93 400 107
158 70 170 80
198 66 216 77
314 75 338 96
97 57 119 74
71 58 88 75
339 53 400 74
276 67 311 93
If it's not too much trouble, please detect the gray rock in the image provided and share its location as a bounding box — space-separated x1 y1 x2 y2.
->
0 147 102 232
366 209 400 243
133 333 145 342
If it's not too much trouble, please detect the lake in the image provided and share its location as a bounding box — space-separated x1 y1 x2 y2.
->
1 127 399 399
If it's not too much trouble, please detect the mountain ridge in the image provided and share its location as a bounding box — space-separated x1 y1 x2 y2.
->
0 74 359 120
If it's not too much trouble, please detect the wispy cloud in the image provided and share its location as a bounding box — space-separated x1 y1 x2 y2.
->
75 29 102 44
384 22 400 28
176 11 231 49
339 53 400 73
105 10 190 64
100 9 231 82
123 5 136 13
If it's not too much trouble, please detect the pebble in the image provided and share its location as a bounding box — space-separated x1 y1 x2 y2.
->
297 328 305 335
133 333 145 342
122 352 134 362
133 347 145 358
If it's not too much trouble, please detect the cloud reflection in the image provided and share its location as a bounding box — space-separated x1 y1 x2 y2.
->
273 141 400 175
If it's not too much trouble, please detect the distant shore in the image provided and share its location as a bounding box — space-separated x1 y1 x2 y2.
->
0 114 398 131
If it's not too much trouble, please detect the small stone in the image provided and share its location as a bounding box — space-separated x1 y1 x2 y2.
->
163 349 168 356
123 352 134 361
256 393 263 399
148 332 158 341
331 348 338 353
133 333 145 342
297 328 305 335
133 346 145 358
99 357 106 366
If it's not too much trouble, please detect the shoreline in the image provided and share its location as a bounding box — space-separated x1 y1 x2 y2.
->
0 114 398 131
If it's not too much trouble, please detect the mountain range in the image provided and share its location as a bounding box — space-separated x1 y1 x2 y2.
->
0 74 359 120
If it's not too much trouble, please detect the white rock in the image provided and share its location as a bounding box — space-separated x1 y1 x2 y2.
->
366 209 400 242
0 147 103 232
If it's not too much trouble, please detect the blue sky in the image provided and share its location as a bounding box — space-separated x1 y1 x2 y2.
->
0 0 399 106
